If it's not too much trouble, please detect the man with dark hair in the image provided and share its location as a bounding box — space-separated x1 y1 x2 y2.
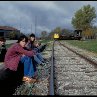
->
0 37 7 62
30 33 35 38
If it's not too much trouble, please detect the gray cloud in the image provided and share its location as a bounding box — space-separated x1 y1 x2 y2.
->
0 1 97 36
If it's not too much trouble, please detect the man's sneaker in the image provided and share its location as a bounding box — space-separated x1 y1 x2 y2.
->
40 62 46 66
44 58 49 62
45 61 49 64
42 59 49 64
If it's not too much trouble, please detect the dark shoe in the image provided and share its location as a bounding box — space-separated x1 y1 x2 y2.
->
44 61 49 64
40 62 46 66
32 75 38 79
43 59 49 64
44 58 49 62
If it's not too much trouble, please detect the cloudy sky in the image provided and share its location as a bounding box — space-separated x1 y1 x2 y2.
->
0 1 97 36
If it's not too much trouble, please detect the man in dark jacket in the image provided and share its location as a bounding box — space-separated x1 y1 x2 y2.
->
0 37 7 62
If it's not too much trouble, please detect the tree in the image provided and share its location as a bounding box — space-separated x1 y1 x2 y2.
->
8 31 16 39
41 31 47 39
72 4 96 31
61 28 71 36
8 31 21 40
48 31 55 40
53 27 61 34
48 27 62 39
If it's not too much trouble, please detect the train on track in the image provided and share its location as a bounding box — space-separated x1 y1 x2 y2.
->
54 30 82 40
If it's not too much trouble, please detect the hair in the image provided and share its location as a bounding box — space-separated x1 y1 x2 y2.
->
35 41 41 46
30 33 35 38
38 41 41 46
29 33 36 43
17 35 28 43
0 37 6 42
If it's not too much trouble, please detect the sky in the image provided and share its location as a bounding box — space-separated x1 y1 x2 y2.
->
0 1 97 37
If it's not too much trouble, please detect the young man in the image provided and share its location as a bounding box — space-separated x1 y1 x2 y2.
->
3 35 37 83
26 33 47 66
0 37 7 62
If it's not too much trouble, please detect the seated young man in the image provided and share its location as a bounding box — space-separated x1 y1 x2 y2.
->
0 37 7 62
26 33 47 66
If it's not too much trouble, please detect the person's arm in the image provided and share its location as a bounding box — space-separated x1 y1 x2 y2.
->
15 44 36 56
25 42 31 50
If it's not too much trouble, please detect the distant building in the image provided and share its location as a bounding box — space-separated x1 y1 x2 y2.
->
0 26 20 39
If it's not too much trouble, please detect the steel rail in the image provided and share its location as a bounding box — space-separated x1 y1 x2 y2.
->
49 40 55 95
59 41 97 68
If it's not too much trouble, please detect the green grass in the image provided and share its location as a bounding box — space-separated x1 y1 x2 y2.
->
39 39 52 44
64 40 97 54
6 43 14 49
39 39 53 49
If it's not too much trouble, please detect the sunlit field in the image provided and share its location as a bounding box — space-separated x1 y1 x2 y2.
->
6 39 97 54
39 39 52 44
64 39 97 54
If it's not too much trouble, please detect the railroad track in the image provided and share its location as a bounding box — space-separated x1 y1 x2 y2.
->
51 40 97 95
2 40 97 95
13 42 53 95
14 40 97 95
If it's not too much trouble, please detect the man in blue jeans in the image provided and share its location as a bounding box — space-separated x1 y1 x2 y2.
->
20 55 37 83
21 33 47 82
26 33 47 66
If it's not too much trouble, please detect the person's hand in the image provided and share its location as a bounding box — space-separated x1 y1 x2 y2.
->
22 54 25 57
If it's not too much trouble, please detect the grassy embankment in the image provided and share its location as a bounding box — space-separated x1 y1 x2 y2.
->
64 40 97 54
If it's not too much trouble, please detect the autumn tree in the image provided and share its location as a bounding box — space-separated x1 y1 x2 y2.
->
72 4 96 39
72 4 96 30
61 28 71 36
41 31 47 39
53 27 61 35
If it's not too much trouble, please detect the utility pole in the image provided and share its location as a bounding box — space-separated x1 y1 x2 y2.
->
31 23 32 33
35 15 37 36
19 17 22 33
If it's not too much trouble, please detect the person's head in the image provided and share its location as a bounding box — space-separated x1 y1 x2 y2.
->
29 33 35 42
17 35 28 47
34 41 41 47
0 37 6 46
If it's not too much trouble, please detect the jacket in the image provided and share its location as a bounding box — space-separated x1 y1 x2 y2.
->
4 43 35 71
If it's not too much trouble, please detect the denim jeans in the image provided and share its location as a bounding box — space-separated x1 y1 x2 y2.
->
34 53 44 65
20 56 35 78
34 48 40 53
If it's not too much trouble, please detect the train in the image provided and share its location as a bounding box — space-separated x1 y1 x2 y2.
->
54 30 82 40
